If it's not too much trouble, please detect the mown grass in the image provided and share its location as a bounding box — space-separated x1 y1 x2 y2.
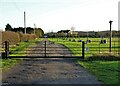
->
48 37 120 85
77 60 119 85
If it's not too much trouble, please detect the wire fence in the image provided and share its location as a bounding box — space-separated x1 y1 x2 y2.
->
49 38 119 58
84 41 119 57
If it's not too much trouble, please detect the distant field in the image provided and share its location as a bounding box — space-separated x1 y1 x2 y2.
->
48 37 119 58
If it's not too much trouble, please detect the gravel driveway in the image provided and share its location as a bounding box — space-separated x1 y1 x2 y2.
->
27 39 73 57
2 39 103 85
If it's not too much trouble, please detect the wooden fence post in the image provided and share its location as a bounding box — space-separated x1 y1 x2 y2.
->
82 41 85 59
45 40 46 57
5 41 9 58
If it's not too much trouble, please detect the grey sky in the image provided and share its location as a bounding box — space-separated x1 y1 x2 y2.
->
0 0 119 32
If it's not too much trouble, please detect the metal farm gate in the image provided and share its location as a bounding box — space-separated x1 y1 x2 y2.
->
2 39 85 59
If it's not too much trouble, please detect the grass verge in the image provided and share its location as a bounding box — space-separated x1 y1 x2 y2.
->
77 60 120 85
0 58 22 72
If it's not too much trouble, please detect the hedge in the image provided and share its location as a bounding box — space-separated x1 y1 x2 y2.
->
2 31 37 45
2 31 20 45
24 34 37 41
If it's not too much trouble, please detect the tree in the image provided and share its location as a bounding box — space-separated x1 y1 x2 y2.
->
57 32 66 37
5 24 13 31
26 27 34 34
13 27 24 33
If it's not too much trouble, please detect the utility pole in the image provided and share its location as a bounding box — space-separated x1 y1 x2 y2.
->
109 20 113 52
24 11 26 34
87 31 88 41
34 24 36 34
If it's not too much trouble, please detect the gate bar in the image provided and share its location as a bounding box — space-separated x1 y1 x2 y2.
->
8 56 83 58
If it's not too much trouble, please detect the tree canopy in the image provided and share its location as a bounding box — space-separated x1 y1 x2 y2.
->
5 23 44 37
5 24 13 31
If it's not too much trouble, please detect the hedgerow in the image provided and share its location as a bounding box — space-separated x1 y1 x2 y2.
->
17 32 26 42
24 34 37 41
2 31 20 45
2 31 37 45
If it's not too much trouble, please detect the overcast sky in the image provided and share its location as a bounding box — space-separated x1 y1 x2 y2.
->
0 0 119 32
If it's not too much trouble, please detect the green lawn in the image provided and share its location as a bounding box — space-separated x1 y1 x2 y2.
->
77 60 119 85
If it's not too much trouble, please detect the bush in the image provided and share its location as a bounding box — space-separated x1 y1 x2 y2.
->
2 31 37 45
24 34 37 41
69 39 71 41
17 32 37 42
63 38 65 40
17 32 25 42
72 39 76 42
2 31 20 45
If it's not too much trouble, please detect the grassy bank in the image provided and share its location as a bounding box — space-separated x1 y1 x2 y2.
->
48 38 120 85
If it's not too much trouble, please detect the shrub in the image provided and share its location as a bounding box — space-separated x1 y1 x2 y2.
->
2 31 37 47
17 32 25 42
24 34 37 41
2 31 20 45
17 32 37 42
72 39 76 42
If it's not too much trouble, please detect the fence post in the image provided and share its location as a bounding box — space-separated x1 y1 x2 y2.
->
45 40 46 57
82 41 85 59
99 43 100 54
5 41 9 58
